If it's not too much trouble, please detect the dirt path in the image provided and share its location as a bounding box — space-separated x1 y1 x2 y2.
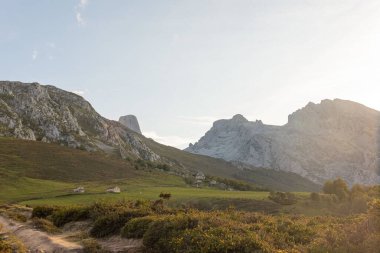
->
0 215 83 253
98 236 143 253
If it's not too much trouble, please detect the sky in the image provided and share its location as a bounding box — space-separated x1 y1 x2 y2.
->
1 0 380 149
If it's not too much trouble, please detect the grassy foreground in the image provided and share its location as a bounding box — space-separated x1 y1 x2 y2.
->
8 197 377 253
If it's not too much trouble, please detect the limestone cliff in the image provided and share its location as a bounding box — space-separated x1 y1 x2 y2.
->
0 81 159 161
186 99 380 185
119 115 142 134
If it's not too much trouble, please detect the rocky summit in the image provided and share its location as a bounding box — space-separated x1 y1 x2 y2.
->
0 81 159 161
119 115 142 134
186 99 380 185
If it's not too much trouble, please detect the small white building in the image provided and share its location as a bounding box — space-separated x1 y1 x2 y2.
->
73 186 85 193
106 186 121 193
195 172 206 181
209 180 217 186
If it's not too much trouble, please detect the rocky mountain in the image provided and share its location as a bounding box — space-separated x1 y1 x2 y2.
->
0 81 323 191
0 81 159 161
119 115 142 134
186 99 380 185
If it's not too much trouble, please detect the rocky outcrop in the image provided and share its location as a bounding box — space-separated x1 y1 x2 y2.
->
0 81 159 161
186 99 380 185
119 115 142 134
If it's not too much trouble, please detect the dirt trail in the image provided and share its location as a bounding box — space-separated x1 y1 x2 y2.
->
0 215 83 253
98 236 143 253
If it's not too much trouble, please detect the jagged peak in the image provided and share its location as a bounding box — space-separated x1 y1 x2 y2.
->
119 115 142 134
231 114 248 122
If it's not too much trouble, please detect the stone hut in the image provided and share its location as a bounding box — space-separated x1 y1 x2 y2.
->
73 186 85 193
106 186 121 193
195 171 206 181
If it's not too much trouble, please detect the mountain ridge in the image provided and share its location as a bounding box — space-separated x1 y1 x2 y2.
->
0 81 321 191
186 99 380 185
0 81 159 161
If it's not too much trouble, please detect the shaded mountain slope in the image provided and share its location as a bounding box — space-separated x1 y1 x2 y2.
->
186 99 380 185
0 81 320 191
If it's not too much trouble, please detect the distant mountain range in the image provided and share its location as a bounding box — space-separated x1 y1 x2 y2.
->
0 81 320 192
186 99 380 185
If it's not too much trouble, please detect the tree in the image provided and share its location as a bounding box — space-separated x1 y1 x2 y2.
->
323 180 334 194
322 178 349 201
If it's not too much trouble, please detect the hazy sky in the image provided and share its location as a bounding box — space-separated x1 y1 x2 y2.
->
1 0 380 148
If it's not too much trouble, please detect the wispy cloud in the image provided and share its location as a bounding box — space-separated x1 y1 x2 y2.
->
75 12 85 26
79 0 89 8
46 42 56 49
143 131 194 149
32 50 38 60
75 0 89 26
178 116 218 126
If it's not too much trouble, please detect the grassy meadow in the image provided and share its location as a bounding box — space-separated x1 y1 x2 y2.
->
0 137 379 252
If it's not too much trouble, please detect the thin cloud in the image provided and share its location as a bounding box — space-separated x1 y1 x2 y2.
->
75 0 89 26
46 42 56 48
79 0 89 8
32 50 38 60
178 116 218 126
76 12 85 26
143 131 194 149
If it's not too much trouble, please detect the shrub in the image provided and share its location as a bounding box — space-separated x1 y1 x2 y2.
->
0 234 26 253
143 215 198 252
32 206 56 218
268 191 297 205
5 210 27 222
157 164 170 171
32 218 60 233
310 192 320 201
51 207 89 227
82 239 111 253
159 192 171 200
210 177 263 191
121 216 156 238
172 227 272 253
323 178 350 200
90 209 150 238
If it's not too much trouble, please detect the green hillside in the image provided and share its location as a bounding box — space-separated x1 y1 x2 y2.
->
0 137 139 181
142 136 321 192
0 137 321 205
235 169 321 192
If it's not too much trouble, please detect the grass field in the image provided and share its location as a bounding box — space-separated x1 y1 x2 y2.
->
0 137 315 215
20 186 271 207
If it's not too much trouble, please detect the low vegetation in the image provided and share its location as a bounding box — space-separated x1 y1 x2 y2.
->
31 218 60 233
0 224 27 253
268 191 298 205
25 179 378 253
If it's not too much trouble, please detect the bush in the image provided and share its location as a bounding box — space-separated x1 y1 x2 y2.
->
0 234 26 253
323 178 349 200
5 210 27 222
310 192 320 201
157 164 170 171
90 209 150 238
159 192 171 200
51 207 89 227
210 177 263 191
32 206 57 218
82 239 111 253
32 218 60 233
172 227 272 253
268 191 297 205
143 215 198 252
121 216 156 238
